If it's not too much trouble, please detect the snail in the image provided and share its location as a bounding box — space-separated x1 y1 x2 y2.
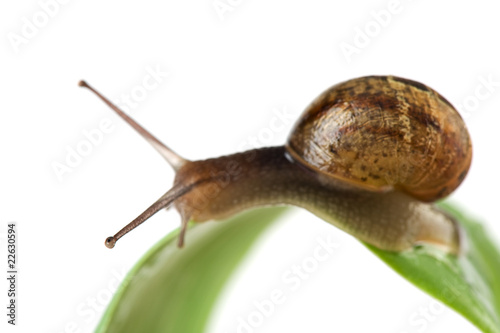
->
79 75 472 254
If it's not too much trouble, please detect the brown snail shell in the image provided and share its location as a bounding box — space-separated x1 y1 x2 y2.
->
286 75 472 202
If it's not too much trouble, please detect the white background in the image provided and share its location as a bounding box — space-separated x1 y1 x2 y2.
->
1 0 499 332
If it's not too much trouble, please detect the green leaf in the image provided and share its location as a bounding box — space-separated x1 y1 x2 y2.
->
365 203 500 333
95 207 289 333
97 204 500 333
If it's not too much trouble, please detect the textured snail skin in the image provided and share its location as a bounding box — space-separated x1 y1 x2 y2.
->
287 76 472 202
174 146 460 253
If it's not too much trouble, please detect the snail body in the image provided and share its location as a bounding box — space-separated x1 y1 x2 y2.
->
173 146 459 252
79 75 472 254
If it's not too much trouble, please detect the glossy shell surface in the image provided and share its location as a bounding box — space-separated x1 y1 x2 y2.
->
286 76 472 201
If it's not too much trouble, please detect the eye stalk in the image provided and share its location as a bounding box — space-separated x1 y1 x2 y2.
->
78 80 187 170
79 80 194 248
105 236 116 249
